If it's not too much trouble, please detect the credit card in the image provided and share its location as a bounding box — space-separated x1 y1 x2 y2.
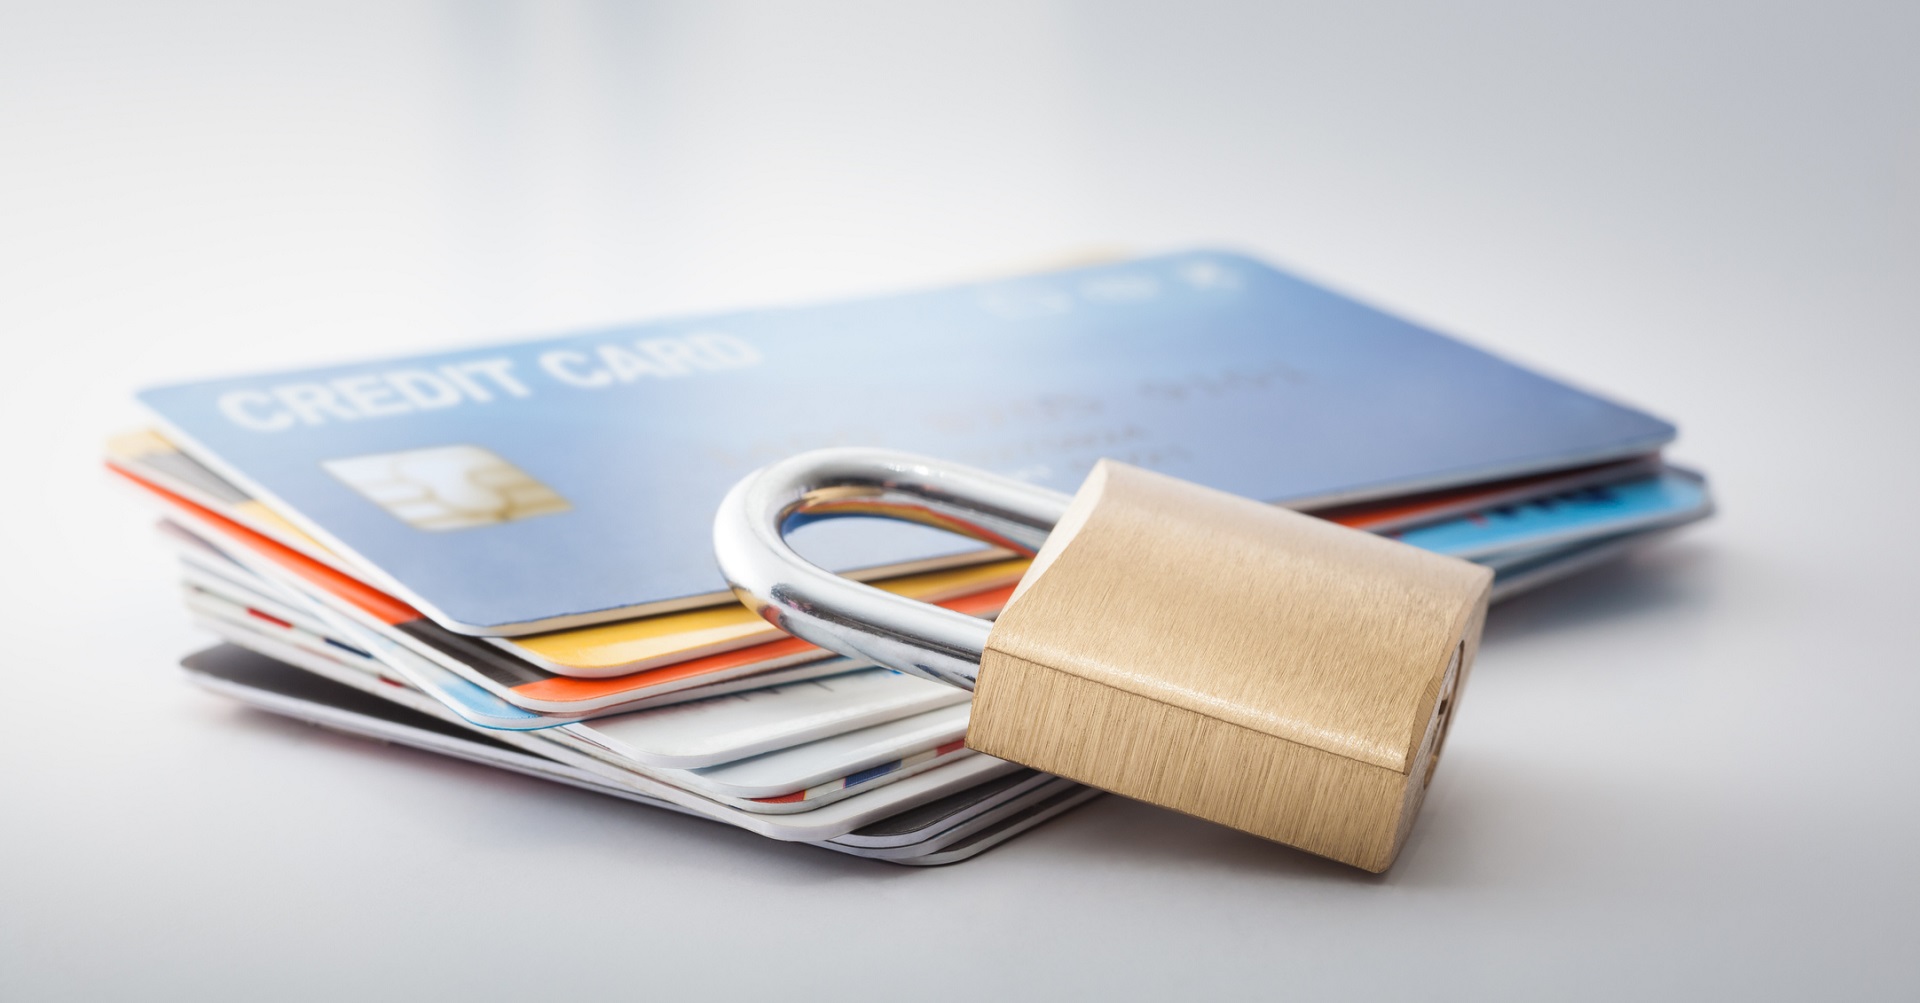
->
108 429 346 571
886 785 1103 866
130 470 1007 723
113 431 1027 677
494 560 1025 678
141 453 1712 741
179 566 862 718
117 432 1694 686
1389 468 1710 559
138 249 1676 635
193 612 998 809
182 565 983 806
182 557 976 797
123 451 1709 730
185 575 979 799
180 643 1077 859
832 769 1067 849
687 704 970 799
1315 455 1662 533
577 669 969 770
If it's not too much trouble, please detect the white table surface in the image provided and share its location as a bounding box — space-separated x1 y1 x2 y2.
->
3 3 1916 999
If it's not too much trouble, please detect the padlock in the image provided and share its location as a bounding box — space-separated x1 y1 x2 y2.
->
713 448 1492 871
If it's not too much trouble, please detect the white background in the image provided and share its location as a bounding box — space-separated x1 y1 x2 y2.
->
3 2 1917 999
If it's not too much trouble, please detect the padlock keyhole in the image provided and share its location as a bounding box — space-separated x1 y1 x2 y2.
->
1422 642 1464 789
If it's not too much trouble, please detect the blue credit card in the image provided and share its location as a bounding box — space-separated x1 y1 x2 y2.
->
138 250 1675 635
1390 469 1710 560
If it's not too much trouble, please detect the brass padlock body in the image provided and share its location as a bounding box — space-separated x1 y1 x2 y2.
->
968 461 1492 872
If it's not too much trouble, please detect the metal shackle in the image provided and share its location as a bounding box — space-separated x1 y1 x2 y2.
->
711 448 1073 690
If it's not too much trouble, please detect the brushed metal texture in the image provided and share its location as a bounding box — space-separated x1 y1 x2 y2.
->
970 461 1491 871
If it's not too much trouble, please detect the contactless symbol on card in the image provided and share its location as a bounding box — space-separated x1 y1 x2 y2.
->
323 445 569 531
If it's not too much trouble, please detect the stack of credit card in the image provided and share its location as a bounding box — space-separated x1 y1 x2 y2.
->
110 250 1713 864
